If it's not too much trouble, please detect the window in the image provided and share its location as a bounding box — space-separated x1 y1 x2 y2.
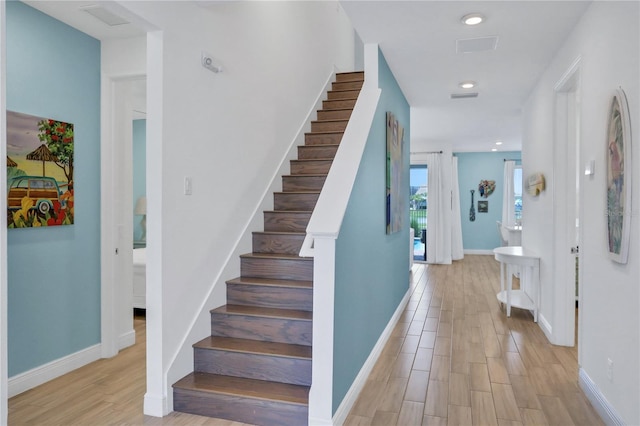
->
514 166 523 222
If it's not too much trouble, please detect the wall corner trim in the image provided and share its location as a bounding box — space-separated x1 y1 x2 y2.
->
8 343 101 398
331 288 411 425
579 368 625 426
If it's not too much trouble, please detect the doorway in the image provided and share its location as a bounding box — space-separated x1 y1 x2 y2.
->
410 165 427 261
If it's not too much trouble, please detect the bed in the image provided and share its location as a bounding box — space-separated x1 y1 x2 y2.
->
133 248 146 309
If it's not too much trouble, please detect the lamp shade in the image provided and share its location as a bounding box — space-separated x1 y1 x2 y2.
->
134 196 147 215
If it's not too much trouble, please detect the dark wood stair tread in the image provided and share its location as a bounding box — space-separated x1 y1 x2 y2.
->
282 173 328 178
252 231 306 236
195 336 311 359
336 71 364 80
227 276 312 289
174 372 309 405
240 252 312 261
305 131 344 136
311 119 349 124
274 190 321 195
212 304 312 321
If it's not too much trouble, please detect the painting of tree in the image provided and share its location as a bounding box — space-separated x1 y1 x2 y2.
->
37 119 74 185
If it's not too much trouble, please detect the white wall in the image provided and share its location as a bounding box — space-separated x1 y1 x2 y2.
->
522 2 639 424
114 0 355 415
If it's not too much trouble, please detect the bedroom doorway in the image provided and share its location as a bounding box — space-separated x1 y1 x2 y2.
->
101 74 147 358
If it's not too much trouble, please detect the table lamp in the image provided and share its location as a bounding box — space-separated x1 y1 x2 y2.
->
134 196 147 242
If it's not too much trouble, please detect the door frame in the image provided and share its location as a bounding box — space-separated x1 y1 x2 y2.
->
101 74 146 357
552 56 582 348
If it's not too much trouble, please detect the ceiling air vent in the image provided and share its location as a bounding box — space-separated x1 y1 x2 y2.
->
456 36 499 53
80 5 129 26
451 92 479 99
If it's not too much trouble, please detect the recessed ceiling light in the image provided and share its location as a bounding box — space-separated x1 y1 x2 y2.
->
496 141 503 145
462 13 485 26
491 148 498 152
459 81 476 89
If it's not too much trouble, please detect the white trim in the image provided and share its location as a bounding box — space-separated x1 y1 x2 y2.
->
579 368 625 426
308 237 337 426
119 330 136 350
0 4 8 422
144 392 169 418
8 344 101 398
552 56 582 348
463 249 494 255
538 313 553 342
330 289 411 426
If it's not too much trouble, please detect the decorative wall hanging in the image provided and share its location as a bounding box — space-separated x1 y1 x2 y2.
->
606 88 632 264
7 111 75 228
478 180 496 198
526 173 545 197
386 112 404 234
469 189 476 221
478 200 488 213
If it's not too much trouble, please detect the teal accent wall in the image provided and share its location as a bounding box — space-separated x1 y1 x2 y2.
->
133 119 146 241
456 151 521 250
6 1 101 376
333 48 410 413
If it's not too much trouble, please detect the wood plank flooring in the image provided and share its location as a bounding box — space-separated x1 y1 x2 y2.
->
8 256 602 425
345 256 603 426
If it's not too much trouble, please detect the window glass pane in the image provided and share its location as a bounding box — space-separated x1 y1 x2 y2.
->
514 167 523 221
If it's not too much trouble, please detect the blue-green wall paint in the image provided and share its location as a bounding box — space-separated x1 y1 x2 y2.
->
456 151 521 250
333 48 410 413
7 1 101 376
133 119 146 241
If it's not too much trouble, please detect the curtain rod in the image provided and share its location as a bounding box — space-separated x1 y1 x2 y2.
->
504 158 520 162
410 150 443 154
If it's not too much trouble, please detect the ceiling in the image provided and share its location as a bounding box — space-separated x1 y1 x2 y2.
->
23 1 592 152
341 1 591 152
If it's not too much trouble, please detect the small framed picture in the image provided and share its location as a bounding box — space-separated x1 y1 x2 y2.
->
478 200 488 213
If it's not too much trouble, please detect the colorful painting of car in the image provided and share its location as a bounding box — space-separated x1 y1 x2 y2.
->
7 176 62 214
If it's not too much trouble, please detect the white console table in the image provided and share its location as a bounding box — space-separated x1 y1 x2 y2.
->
493 246 540 322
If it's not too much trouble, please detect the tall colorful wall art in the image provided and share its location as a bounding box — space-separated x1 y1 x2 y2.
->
386 111 404 234
606 88 632 264
7 110 75 228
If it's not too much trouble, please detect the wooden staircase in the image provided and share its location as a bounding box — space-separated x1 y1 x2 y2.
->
172 71 364 426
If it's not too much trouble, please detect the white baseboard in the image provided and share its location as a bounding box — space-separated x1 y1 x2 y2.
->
579 368 624 425
464 249 494 255
8 343 102 398
118 329 136 350
331 288 411 425
144 392 169 417
538 313 553 341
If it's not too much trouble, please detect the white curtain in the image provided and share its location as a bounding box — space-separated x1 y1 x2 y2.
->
451 157 464 260
426 153 452 264
502 160 516 227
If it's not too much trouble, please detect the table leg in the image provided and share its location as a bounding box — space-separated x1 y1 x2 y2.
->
506 264 512 317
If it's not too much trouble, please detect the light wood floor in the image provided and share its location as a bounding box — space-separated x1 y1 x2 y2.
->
345 256 602 426
8 256 602 425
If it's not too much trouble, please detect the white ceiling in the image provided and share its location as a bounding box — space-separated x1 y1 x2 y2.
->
341 1 591 152
23 1 591 152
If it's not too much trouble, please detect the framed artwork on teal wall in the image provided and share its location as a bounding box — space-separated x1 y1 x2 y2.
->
7 111 75 228
386 111 404 234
